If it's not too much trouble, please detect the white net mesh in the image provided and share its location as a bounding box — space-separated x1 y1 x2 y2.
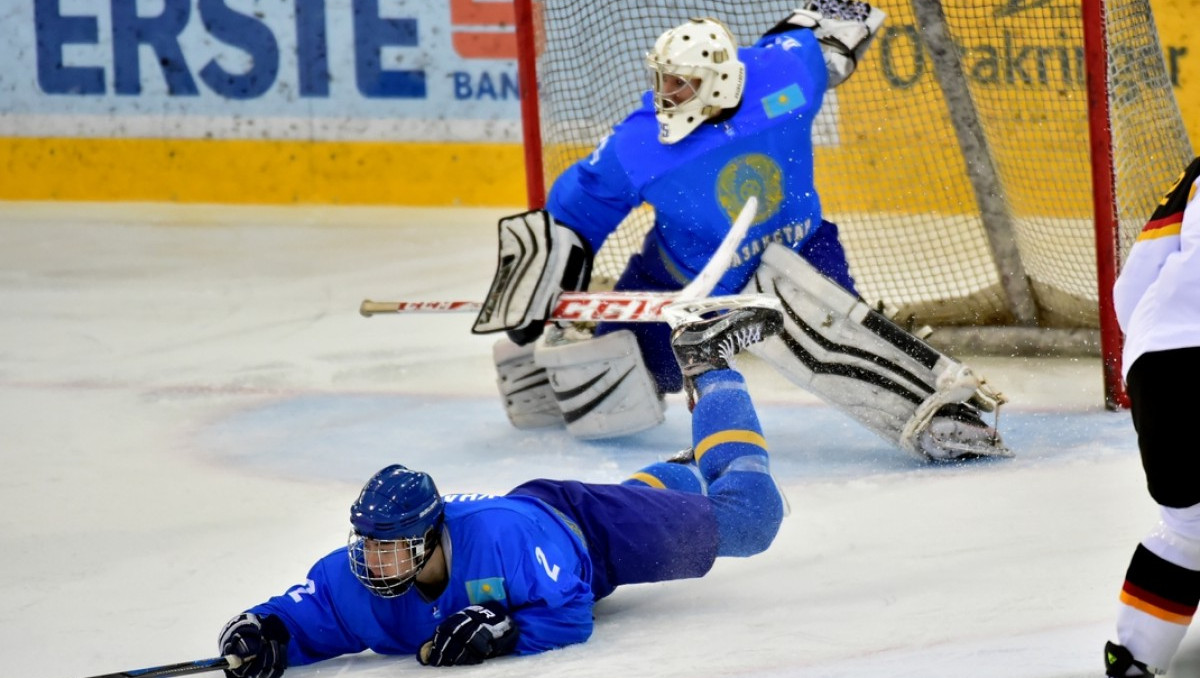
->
525 0 1192 329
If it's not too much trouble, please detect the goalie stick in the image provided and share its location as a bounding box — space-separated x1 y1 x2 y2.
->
360 196 759 324
84 654 240 678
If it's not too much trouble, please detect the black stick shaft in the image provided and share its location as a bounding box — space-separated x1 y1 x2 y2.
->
85 655 234 678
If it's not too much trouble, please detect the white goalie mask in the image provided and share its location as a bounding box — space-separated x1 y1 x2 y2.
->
645 17 746 144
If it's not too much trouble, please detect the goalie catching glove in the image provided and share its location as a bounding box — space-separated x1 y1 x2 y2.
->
473 209 593 346
765 1 886 88
418 601 519 667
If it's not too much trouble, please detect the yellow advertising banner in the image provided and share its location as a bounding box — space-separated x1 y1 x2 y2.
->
0 0 1194 207
1151 0 1198 143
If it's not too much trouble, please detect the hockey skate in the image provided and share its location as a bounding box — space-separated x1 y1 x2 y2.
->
1104 641 1153 677
918 402 1010 461
670 301 784 378
670 300 784 407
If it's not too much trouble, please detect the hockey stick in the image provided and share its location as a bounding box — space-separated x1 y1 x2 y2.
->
361 291 673 323
359 196 758 322
84 655 240 678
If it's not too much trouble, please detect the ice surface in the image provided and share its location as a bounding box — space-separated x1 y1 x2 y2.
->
1 202 1195 678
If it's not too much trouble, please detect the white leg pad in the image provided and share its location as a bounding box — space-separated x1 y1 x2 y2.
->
534 328 665 440
493 338 563 429
746 243 1009 460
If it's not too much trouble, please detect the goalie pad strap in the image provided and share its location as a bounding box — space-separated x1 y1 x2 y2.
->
534 328 665 440
473 209 592 338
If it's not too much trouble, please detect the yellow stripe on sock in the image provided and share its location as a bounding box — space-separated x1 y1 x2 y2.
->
694 430 767 463
628 472 666 489
1120 590 1194 625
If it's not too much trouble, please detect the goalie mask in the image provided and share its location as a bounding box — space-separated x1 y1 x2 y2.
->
347 464 444 598
646 17 746 144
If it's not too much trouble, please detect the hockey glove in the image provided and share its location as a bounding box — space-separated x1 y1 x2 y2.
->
218 612 289 678
473 209 592 346
418 601 519 667
763 2 885 88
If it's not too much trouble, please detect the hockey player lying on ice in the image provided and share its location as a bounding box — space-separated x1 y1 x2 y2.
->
218 303 787 675
474 3 1011 462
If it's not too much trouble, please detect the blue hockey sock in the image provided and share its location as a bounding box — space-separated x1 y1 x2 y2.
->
622 461 706 495
708 470 784 557
687 369 783 556
691 370 768 484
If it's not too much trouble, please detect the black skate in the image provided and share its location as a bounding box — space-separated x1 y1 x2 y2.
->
666 447 696 464
670 301 783 379
918 402 1012 461
1104 641 1153 677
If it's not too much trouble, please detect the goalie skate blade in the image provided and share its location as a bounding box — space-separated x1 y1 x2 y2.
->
939 442 1013 461
921 430 1013 461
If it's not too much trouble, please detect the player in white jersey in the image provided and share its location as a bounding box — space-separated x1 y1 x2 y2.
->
1105 156 1200 677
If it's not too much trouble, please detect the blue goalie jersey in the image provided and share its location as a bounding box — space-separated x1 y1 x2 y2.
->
546 29 832 294
249 493 595 666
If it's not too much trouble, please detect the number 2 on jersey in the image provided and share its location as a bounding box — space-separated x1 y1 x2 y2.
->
535 546 560 581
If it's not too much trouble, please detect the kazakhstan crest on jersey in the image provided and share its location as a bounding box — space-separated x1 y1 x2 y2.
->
716 153 783 225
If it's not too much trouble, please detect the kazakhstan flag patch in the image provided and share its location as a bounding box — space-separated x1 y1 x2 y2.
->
761 84 805 118
465 577 508 604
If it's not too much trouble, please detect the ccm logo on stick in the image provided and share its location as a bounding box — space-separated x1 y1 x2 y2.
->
552 296 675 322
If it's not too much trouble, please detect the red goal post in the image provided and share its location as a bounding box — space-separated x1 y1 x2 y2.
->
512 0 1193 409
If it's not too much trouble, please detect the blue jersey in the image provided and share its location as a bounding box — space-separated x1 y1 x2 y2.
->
249 493 594 666
237 370 782 666
547 29 830 294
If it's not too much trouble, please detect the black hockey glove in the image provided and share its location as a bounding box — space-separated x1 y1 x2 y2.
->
418 601 519 667
218 612 290 678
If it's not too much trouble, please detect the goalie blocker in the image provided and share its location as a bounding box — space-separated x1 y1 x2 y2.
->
746 243 1011 461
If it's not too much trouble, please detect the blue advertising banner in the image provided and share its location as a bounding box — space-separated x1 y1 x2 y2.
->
0 0 523 141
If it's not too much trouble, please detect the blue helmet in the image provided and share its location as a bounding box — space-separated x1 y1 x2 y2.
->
347 465 445 597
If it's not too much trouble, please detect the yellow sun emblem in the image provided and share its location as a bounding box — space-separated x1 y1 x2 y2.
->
716 153 784 225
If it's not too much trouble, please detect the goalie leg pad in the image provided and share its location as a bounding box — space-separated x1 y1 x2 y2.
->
493 338 563 429
746 243 1010 461
534 328 665 440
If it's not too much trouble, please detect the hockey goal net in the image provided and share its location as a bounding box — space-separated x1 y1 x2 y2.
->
513 0 1192 407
